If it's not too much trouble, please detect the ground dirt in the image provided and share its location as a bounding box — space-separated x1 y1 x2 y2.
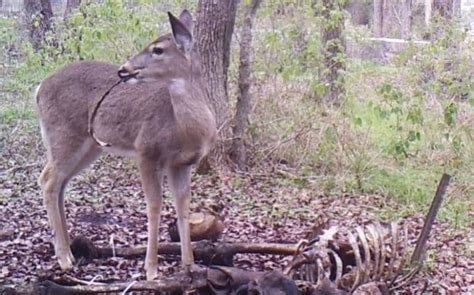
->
0 122 472 294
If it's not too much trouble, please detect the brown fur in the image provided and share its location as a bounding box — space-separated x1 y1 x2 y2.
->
36 10 216 280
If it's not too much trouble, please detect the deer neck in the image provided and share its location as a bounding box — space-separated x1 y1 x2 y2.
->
168 76 214 136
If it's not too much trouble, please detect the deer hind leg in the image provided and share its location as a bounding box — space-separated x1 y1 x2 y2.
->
137 157 163 280
40 161 75 270
39 138 101 270
168 165 194 269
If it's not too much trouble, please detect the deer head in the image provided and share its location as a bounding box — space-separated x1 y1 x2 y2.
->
118 10 194 84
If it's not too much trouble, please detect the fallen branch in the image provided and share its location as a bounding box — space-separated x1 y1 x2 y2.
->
71 237 301 265
3 267 304 295
3 269 207 295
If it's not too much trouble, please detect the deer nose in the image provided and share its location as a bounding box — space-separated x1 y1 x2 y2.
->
118 63 141 79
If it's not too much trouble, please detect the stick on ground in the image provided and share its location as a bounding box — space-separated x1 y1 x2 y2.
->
410 173 451 264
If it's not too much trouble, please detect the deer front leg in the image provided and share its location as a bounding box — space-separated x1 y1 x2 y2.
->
168 165 194 269
138 158 163 281
39 164 75 270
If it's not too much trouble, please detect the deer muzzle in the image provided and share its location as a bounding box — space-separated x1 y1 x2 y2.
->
118 63 141 81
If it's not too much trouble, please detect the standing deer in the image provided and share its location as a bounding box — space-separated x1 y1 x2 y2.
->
36 10 216 280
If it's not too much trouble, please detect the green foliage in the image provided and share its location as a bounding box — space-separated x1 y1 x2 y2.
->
406 20 473 103
0 16 17 51
0 104 35 124
372 82 424 159
6 1 186 95
254 2 323 83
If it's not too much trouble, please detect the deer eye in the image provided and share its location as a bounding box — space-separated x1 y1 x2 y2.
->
152 47 164 55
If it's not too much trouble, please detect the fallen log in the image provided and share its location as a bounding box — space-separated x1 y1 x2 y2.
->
71 236 301 266
2 267 301 295
2 268 208 295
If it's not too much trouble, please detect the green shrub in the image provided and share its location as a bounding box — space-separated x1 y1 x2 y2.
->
6 0 189 95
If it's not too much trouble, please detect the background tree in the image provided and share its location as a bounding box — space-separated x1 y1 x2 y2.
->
424 0 432 28
316 0 346 105
433 0 461 19
372 0 413 38
425 0 461 38
23 0 53 49
373 0 383 37
345 0 371 26
400 0 412 39
193 0 240 168
194 0 239 136
230 0 262 169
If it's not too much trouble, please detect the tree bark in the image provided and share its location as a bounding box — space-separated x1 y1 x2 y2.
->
194 0 240 168
23 0 53 49
64 0 81 17
230 0 262 169
194 0 239 135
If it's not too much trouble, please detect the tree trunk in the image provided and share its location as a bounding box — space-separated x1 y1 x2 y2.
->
425 0 432 27
319 0 346 105
400 0 412 39
373 0 383 37
374 0 412 38
194 0 239 166
381 0 394 37
230 0 262 169
452 0 461 18
433 0 454 19
65 0 81 17
23 0 53 49
345 0 370 26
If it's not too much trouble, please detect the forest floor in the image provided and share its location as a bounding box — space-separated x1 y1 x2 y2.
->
0 121 472 294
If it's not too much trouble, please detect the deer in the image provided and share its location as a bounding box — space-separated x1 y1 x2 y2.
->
35 10 216 280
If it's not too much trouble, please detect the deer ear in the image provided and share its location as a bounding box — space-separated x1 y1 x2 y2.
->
179 9 193 33
168 11 193 53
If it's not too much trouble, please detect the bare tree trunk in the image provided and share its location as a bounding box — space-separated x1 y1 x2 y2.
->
400 0 412 39
381 0 393 37
319 0 346 105
374 0 412 38
23 0 53 49
194 0 239 132
373 0 383 37
230 0 262 169
425 0 432 27
452 0 461 18
194 0 239 167
65 0 81 17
